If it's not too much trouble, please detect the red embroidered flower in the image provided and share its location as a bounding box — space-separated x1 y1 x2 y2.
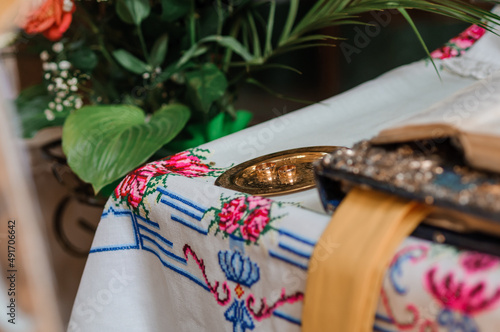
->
218 197 247 234
23 0 76 41
115 151 213 209
241 208 270 242
246 196 272 211
240 196 272 242
430 46 460 60
425 268 500 315
217 196 273 242
431 24 486 60
461 252 500 273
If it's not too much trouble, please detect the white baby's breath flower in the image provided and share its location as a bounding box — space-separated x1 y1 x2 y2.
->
59 61 71 70
63 0 74 12
44 109 55 121
52 43 64 53
40 51 50 61
74 98 83 109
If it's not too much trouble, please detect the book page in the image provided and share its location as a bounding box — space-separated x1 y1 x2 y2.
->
378 70 500 137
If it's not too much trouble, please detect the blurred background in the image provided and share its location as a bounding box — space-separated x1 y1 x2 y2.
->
6 3 484 327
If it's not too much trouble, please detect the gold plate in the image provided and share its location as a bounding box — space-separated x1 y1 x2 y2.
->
215 146 340 197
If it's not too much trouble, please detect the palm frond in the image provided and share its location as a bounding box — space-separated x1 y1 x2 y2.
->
250 0 500 66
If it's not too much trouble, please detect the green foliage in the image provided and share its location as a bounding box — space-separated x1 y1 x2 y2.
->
186 63 228 113
116 0 151 25
150 34 169 67
62 104 190 193
15 0 500 194
68 48 98 71
112 49 150 74
161 0 190 22
167 110 253 151
16 85 71 138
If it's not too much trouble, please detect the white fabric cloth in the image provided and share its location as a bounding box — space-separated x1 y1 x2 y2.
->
69 28 500 332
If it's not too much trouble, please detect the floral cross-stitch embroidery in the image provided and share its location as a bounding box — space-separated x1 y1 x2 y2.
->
208 195 283 244
431 24 485 60
114 149 224 210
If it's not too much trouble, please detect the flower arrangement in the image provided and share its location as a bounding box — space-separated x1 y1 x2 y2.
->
13 0 500 194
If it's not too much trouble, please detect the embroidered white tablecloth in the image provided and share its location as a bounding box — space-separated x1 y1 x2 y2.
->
69 26 500 332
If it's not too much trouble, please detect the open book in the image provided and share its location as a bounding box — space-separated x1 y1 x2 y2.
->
372 70 500 173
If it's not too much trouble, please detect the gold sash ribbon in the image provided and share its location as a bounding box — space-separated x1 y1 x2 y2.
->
303 187 432 331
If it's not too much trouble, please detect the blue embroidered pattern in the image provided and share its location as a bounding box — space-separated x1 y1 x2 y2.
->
91 204 208 290
272 310 301 326
389 247 427 295
218 250 260 288
171 214 208 235
278 242 312 259
224 300 255 332
437 309 478 332
94 188 303 329
268 250 308 270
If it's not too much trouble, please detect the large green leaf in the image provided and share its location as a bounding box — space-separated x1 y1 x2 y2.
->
116 0 151 25
161 0 190 22
185 63 228 113
62 104 190 193
113 49 150 74
16 84 71 138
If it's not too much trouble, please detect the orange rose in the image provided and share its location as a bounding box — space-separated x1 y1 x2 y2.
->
23 0 75 41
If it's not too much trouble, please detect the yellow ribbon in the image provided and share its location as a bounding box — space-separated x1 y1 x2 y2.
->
303 187 432 331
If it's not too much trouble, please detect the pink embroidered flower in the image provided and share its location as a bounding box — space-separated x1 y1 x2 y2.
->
241 208 270 242
115 150 214 208
160 151 211 177
431 24 486 60
431 45 460 59
461 252 500 273
114 163 162 209
215 196 274 242
218 197 247 234
425 268 500 315
246 196 272 210
464 24 486 40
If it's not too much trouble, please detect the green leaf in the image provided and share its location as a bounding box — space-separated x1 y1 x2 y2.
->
62 104 191 193
16 85 70 138
165 122 208 151
177 45 208 69
150 34 168 67
185 63 228 113
68 48 98 71
206 110 252 141
166 110 252 151
398 8 441 80
112 49 150 74
161 0 190 22
116 0 151 25
201 36 255 62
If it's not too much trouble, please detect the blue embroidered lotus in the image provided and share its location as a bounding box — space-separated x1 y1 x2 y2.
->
218 250 260 288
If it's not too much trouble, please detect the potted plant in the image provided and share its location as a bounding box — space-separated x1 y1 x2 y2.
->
13 0 500 196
